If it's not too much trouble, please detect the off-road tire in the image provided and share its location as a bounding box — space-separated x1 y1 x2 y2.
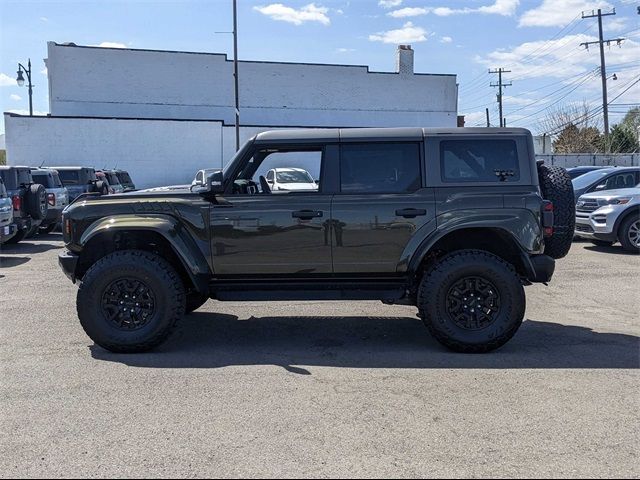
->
537 164 575 259
4 229 27 244
618 213 640 254
417 250 526 353
186 293 209 313
77 250 186 353
25 184 48 220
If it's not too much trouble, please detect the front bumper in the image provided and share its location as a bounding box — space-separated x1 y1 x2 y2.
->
58 250 79 282
574 206 619 242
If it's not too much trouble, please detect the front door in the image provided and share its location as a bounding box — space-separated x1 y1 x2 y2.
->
331 142 436 274
210 146 333 276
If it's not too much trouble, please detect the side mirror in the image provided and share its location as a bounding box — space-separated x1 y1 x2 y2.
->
194 170 224 196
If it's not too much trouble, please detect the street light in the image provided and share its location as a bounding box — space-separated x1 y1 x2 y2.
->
16 59 33 116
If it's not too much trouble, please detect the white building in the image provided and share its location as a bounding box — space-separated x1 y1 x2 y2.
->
6 42 459 188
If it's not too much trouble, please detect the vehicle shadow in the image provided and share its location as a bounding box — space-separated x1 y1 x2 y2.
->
0 256 30 268
584 245 637 256
90 314 640 372
0 241 62 254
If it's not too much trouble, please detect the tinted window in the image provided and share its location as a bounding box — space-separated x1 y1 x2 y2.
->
591 171 638 192
16 169 32 186
571 169 613 190
441 139 520 182
0 170 17 189
340 143 421 193
119 172 132 184
58 170 80 185
50 172 63 188
32 173 52 187
276 170 314 184
0 178 6 197
106 173 121 185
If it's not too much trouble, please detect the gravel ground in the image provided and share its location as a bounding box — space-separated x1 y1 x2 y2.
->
1 234 638 478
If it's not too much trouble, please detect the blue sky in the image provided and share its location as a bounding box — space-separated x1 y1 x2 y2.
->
0 0 638 135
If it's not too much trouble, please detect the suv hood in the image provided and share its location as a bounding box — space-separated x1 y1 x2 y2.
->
579 187 640 200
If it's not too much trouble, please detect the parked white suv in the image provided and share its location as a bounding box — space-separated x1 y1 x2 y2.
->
265 168 318 191
575 185 640 253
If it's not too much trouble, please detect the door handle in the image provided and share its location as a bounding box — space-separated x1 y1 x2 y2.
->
292 210 323 219
395 208 427 218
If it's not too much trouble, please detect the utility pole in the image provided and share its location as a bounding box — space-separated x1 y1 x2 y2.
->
580 8 625 152
232 0 240 151
485 108 490 127
489 68 511 128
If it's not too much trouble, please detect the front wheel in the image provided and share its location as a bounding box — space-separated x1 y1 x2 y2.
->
417 250 526 353
618 214 640 254
77 250 186 353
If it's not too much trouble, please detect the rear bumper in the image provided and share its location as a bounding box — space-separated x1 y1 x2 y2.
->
42 207 63 226
58 250 79 282
0 223 17 242
524 254 555 283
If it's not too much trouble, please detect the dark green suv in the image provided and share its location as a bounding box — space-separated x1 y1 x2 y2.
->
58 128 575 353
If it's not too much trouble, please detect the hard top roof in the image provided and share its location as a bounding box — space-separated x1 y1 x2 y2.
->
254 127 532 143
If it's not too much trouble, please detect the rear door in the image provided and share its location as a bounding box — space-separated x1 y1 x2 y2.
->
331 141 436 274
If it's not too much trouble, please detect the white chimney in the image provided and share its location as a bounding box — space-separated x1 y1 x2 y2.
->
396 45 414 75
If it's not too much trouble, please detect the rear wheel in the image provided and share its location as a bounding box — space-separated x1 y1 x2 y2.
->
77 250 186 353
537 164 575 259
618 214 640 254
417 250 525 353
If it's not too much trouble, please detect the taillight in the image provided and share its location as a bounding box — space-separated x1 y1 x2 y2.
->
12 194 21 212
48 193 56 206
542 201 554 237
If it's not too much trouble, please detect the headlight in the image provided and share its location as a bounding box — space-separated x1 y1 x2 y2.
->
597 197 631 206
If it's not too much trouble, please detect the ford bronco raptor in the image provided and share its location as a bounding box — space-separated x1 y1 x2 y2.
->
59 128 575 353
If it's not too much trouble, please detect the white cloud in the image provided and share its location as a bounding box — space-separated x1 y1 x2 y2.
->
476 33 640 81
429 0 519 17
0 73 16 87
336 47 355 52
39 16 49 22
10 94 22 101
379 0 402 8
253 3 330 25
41 67 48 76
388 7 429 18
440 36 453 43
369 21 428 44
519 0 611 27
461 111 489 126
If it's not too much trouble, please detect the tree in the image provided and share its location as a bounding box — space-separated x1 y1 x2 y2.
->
0 150 5 166
609 123 639 153
621 107 640 133
537 101 604 153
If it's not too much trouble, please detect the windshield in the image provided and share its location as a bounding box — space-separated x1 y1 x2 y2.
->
118 172 132 184
106 173 121 185
572 169 613 190
276 170 314 184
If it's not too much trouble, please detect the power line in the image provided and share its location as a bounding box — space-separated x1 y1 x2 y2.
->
489 68 511 128
580 7 626 151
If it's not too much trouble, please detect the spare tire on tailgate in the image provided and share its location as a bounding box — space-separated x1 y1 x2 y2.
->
537 163 575 259
25 184 48 221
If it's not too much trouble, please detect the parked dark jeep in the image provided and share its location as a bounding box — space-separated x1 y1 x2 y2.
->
0 176 18 244
56 167 108 201
31 168 69 234
0 166 48 244
59 128 574 354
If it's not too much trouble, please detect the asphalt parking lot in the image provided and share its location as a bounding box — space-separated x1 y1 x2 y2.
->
1 234 638 478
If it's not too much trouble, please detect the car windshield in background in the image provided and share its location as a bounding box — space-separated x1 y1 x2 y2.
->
107 173 121 185
58 171 80 185
276 171 313 183
572 169 613 190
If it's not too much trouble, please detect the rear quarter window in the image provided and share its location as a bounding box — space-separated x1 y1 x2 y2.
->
58 171 80 185
441 139 520 183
